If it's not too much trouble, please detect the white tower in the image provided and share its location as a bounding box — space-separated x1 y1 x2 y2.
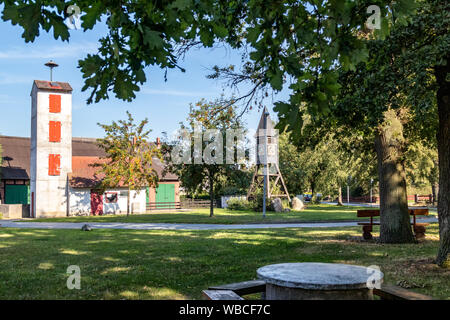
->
30 80 72 218
247 107 290 202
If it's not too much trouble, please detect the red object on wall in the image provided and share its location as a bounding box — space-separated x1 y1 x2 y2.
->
49 121 61 142
49 94 61 113
48 154 61 176
90 191 103 216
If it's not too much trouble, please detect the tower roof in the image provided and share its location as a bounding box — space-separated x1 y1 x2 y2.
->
256 107 276 137
33 80 72 93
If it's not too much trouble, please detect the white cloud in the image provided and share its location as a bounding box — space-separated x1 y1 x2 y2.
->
0 41 98 60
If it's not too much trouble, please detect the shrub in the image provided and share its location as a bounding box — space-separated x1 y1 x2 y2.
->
311 194 322 204
249 193 272 212
226 198 251 211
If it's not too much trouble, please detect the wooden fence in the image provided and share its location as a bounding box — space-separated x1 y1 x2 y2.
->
180 199 218 208
146 202 181 210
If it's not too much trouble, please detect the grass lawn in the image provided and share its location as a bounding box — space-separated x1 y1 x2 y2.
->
0 224 448 299
26 204 378 224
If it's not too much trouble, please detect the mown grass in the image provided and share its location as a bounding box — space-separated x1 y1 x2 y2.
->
27 204 375 224
0 224 447 299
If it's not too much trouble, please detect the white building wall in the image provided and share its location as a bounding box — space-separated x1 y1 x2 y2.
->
104 188 146 214
69 187 91 216
30 84 72 218
68 187 147 216
130 189 146 214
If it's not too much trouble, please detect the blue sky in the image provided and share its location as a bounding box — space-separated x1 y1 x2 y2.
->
0 13 289 142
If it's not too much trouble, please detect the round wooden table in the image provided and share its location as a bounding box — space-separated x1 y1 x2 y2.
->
257 262 383 300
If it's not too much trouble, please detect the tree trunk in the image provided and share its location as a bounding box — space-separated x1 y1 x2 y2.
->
208 172 214 217
435 57 450 267
311 182 315 203
375 110 415 244
127 187 131 217
337 186 343 206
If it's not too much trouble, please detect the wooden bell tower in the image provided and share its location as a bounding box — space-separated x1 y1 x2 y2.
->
247 107 290 202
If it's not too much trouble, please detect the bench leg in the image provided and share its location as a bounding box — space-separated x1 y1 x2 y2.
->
362 225 373 240
414 225 426 240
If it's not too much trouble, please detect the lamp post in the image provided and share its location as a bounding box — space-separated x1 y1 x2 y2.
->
262 111 269 218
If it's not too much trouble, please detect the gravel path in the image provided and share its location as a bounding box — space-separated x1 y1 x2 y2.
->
0 216 438 231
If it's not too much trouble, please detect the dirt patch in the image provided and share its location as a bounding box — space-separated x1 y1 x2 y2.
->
384 258 450 290
398 258 449 274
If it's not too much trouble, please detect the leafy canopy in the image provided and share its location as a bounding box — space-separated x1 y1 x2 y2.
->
95 111 161 192
1 0 416 111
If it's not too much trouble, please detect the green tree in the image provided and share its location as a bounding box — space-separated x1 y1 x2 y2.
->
325 0 449 251
278 131 304 196
95 111 161 216
279 126 373 204
0 1 414 105
405 142 439 204
164 99 246 217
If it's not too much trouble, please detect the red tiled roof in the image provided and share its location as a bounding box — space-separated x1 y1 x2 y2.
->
33 80 73 93
69 156 106 188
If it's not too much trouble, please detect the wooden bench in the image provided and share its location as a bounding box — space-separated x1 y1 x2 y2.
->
208 280 266 296
202 290 244 300
357 208 429 240
373 284 433 300
203 280 433 300
203 280 266 300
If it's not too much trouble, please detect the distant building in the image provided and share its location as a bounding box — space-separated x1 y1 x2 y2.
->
0 80 179 217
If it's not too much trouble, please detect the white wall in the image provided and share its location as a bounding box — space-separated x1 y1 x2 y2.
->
69 188 90 216
68 187 147 215
104 189 146 214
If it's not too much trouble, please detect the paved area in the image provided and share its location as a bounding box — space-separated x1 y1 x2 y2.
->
0 217 438 231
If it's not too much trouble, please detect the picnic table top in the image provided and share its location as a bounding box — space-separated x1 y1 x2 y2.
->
257 262 383 290
357 208 429 217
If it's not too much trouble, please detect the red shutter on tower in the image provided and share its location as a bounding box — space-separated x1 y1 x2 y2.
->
49 121 61 142
49 94 61 113
49 154 61 176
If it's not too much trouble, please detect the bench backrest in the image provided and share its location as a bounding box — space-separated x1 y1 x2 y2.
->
357 208 429 217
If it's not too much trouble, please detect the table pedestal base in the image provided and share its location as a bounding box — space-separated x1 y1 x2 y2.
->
265 283 373 300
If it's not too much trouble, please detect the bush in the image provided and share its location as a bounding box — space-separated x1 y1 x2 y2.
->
249 193 272 212
281 198 291 208
311 195 322 204
226 198 251 211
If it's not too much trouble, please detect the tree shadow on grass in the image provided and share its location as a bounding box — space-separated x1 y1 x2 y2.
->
0 226 445 299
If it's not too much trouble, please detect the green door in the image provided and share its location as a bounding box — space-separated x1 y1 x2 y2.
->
5 185 30 204
155 184 175 208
